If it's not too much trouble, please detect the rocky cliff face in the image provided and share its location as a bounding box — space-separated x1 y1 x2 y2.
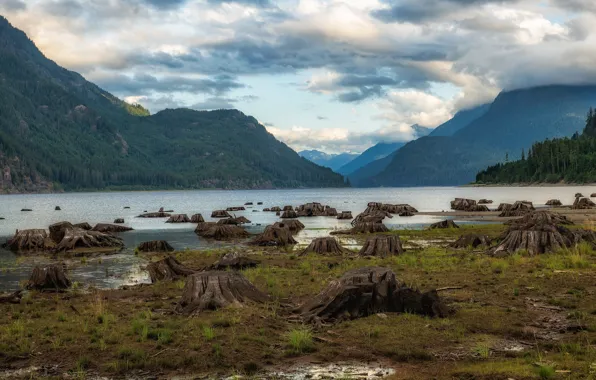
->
0 154 55 193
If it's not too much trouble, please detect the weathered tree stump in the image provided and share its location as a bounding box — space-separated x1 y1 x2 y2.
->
114 218 125 224
359 235 404 257
245 202 253 206
575 193 584 198
217 216 251 225
55 227 124 252
429 220 459 229
337 211 353 220
257 202 263 205
209 252 260 270
301 237 352 256
176 271 269 315
21 208 32 212
572 197 595 210
159 207 165 212
449 234 491 249
92 223 133 233
478 199 493 204
212 210 232 218
27 264 71 291
496 203 510 211
3 229 54 253
137 240 175 253
74 222 92 230
546 199 563 206
199 225 250 240
325 207 338 217
591 193 596 198
249 224 297 246
269 206 282 212
272 220 305 233
296 202 330 217
281 210 298 218
147 256 195 282
283 205 293 211
450 198 490 212
299 267 447 324
49 221 75 243
499 201 535 217
194 222 217 234
137 212 171 218
55 206 61 211
191 214 205 223
0 290 23 304
166 214 191 223
226 207 246 212
382 204 419 214
505 211 573 227
399 211 415 217
332 222 390 235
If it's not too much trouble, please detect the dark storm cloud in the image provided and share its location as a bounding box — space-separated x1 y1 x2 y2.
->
41 0 84 17
206 0 271 7
337 86 385 103
0 0 27 11
551 0 596 12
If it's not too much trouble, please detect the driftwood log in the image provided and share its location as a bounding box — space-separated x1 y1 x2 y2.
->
198 225 250 240
176 271 269 315
337 211 353 220
137 240 175 253
449 234 492 249
332 222 390 235
250 224 297 246
0 290 23 304
166 214 191 223
137 212 172 218
92 223 133 233
272 220 305 233
358 235 404 257
499 201 535 217
301 237 352 256
281 210 298 219
450 198 489 212
191 214 205 223
113 218 125 224
299 267 448 324
55 227 124 252
209 252 260 270
546 199 563 206
212 210 232 218
27 264 71 291
3 229 54 253
572 197 595 210
429 220 459 229
147 256 195 282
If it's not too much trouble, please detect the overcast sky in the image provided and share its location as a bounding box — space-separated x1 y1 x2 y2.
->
2 0 595 153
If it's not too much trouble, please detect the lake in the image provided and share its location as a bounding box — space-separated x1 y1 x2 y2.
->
0 186 593 291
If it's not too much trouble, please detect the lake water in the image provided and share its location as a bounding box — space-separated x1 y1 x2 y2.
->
0 186 593 291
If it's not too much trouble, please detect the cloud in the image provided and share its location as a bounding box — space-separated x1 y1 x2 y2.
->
143 0 188 9
191 97 235 110
0 0 27 11
206 0 271 7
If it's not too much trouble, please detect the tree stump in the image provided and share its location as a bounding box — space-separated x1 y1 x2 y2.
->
352 207 393 226
21 209 32 212
325 208 338 217
49 221 75 243
249 224 297 246
281 210 298 219
245 202 253 206
166 214 191 223
572 197 595 210
55 206 61 211
505 211 573 227
74 222 92 230
399 211 414 217
450 198 489 212
296 202 329 216
429 220 459 229
591 193 596 198
217 216 251 225
92 223 133 233
449 234 491 249
209 252 260 270
114 218 125 224
226 207 246 212
301 237 352 256
3 229 54 253
55 227 124 252
147 256 195 282
499 201 535 217
0 290 22 304
497 203 510 211
546 199 562 206
137 240 175 253
212 210 232 218
176 271 269 315
263 208 271 212
198 225 250 240
337 211 353 220
381 203 419 214
191 214 205 223
283 205 293 211
257 202 263 205
27 264 71 291
137 212 172 218
299 267 447 324
575 193 584 198
478 199 493 204
272 220 305 233
194 222 217 234
332 222 389 235
358 235 404 257
269 207 281 212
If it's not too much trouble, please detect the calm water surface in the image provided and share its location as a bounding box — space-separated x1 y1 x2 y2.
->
0 186 592 291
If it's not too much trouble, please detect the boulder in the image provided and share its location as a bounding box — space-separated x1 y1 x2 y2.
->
449 234 491 249
281 210 298 219
546 199 562 206
190 214 205 223
301 237 352 256
450 198 490 212
137 240 175 253
337 211 353 220
209 252 260 270
147 256 195 283
498 201 535 217
300 267 448 324
249 224 297 246
358 235 404 257
26 264 71 291
272 220 305 233
92 223 133 233
211 210 232 218
166 214 191 223
137 212 172 218
429 220 459 229
3 229 54 253
177 271 269 315
572 197 595 210
113 218 125 224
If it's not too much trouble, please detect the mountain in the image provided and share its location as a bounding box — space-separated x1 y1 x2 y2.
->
429 103 490 137
337 125 431 176
0 16 346 192
298 150 358 172
363 85 596 187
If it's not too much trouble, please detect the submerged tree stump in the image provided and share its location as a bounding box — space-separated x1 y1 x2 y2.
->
283 205 294 211
226 207 246 212
281 210 298 219
212 210 232 218
546 199 563 206
272 220 305 233
301 237 352 256
217 216 251 225
449 234 492 249
299 267 447 324
499 201 535 217
199 225 250 240
450 198 489 212
137 212 172 218
250 224 297 246
325 207 338 217
337 211 353 220
209 252 260 270
166 214 191 223
296 202 330 217
381 203 419 214
429 220 459 229
191 214 205 223
55 227 124 252
572 197 595 210
478 199 493 204
55 206 61 211
269 206 282 212
176 271 269 315
27 264 71 291
3 229 54 253
137 240 175 253
92 223 133 233
114 218 125 224
358 235 404 257
399 211 415 217
147 256 195 283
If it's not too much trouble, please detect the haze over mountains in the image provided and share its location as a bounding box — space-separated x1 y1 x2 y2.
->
298 151 357 172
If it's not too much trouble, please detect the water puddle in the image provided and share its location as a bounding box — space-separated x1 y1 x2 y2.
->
263 363 395 380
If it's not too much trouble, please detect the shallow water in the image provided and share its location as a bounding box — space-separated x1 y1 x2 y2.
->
0 186 593 292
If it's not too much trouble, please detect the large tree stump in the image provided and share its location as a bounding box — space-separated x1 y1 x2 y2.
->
381 204 419 214
27 264 71 291
191 214 205 223
137 240 175 253
505 211 573 227
166 214 191 223
575 193 584 198
147 256 195 282
137 212 172 218
249 224 297 246
325 207 338 217
283 205 294 211
450 234 491 249
359 235 404 257
299 267 447 324
209 252 260 270
217 216 251 225
332 222 390 235
3 229 54 253
74 222 92 230
198 225 250 240
281 210 298 219
352 205 393 225
296 202 330 217
301 237 352 256
226 206 246 211
450 198 489 212
176 271 269 315
0 290 23 304
272 220 305 233
546 199 562 206
55 227 124 252
212 210 232 218
49 221 75 244
478 199 493 204
337 211 353 220
399 210 415 217
429 220 459 229
572 197 595 210
497 203 510 211
92 223 134 233
499 201 535 217
194 222 217 234
55 206 61 211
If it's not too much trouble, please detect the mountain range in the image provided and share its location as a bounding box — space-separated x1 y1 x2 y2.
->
0 16 346 192
298 150 358 172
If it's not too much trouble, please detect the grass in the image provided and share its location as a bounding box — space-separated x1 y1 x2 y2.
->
287 327 314 354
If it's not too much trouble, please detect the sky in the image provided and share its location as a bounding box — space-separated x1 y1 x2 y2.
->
1 0 596 154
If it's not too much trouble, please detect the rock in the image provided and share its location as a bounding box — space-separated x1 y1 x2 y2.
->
546 199 562 206
3 229 54 253
147 256 195 283
249 224 298 246
55 206 61 211
137 212 172 218
21 208 32 212
358 235 405 257
92 223 133 233
137 240 175 253
337 211 353 220
301 237 352 256
281 210 298 219
498 201 535 217
450 198 490 212
27 264 71 291
299 267 448 324
226 207 246 212
177 271 269 315
429 220 459 229
113 218 125 224
74 222 92 230
272 220 305 233
478 199 493 204
191 214 205 223
449 234 492 249
166 214 191 223
572 197 595 210
197 225 250 240
209 252 260 270
55 227 124 252
332 222 390 235
211 210 232 218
